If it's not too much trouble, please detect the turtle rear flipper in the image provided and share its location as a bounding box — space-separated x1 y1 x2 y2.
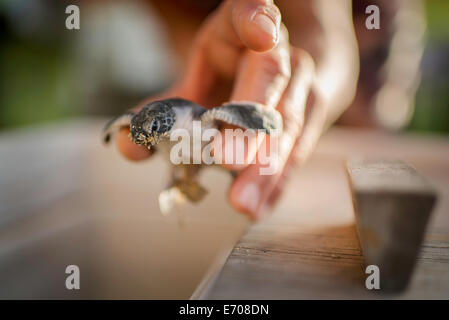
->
158 181 207 215
174 180 208 202
158 187 186 215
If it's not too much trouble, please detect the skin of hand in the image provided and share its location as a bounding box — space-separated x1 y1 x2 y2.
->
116 0 358 220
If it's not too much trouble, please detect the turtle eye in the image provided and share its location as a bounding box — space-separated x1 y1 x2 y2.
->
150 120 160 132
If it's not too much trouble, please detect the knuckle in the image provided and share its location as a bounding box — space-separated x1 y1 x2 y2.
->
292 48 315 75
263 52 291 82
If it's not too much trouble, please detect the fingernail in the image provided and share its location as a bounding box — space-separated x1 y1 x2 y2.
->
238 183 260 214
251 12 278 43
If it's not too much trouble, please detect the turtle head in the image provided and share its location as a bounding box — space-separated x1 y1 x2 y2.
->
130 101 176 148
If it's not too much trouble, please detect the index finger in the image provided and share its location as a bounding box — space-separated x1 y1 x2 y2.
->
180 0 282 103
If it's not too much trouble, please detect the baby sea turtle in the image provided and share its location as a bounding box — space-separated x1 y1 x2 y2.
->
103 98 282 214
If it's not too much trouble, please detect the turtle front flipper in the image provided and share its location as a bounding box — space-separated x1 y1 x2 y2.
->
103 111 136 144
200 101 283 134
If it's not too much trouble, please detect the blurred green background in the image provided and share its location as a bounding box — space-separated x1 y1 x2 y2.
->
408 0 449 132
0 1 81 128
0 0 448 133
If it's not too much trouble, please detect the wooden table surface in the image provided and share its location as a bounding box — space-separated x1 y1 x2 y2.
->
197 128 449 299
0 119 248 299
1 120 448 299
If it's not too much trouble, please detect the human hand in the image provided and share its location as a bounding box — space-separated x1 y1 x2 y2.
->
116 0 316 220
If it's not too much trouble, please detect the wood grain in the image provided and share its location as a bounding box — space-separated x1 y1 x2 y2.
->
200 128 449 299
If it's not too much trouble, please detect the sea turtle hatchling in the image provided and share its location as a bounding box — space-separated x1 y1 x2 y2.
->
103 98 282 214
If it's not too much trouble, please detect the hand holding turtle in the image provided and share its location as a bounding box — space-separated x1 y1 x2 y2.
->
112 0 316 220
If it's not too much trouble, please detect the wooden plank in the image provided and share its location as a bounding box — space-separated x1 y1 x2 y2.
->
1 122 448 298
0 119 249 299
201 128 449 299
346 159 437 292
202 156 371 299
